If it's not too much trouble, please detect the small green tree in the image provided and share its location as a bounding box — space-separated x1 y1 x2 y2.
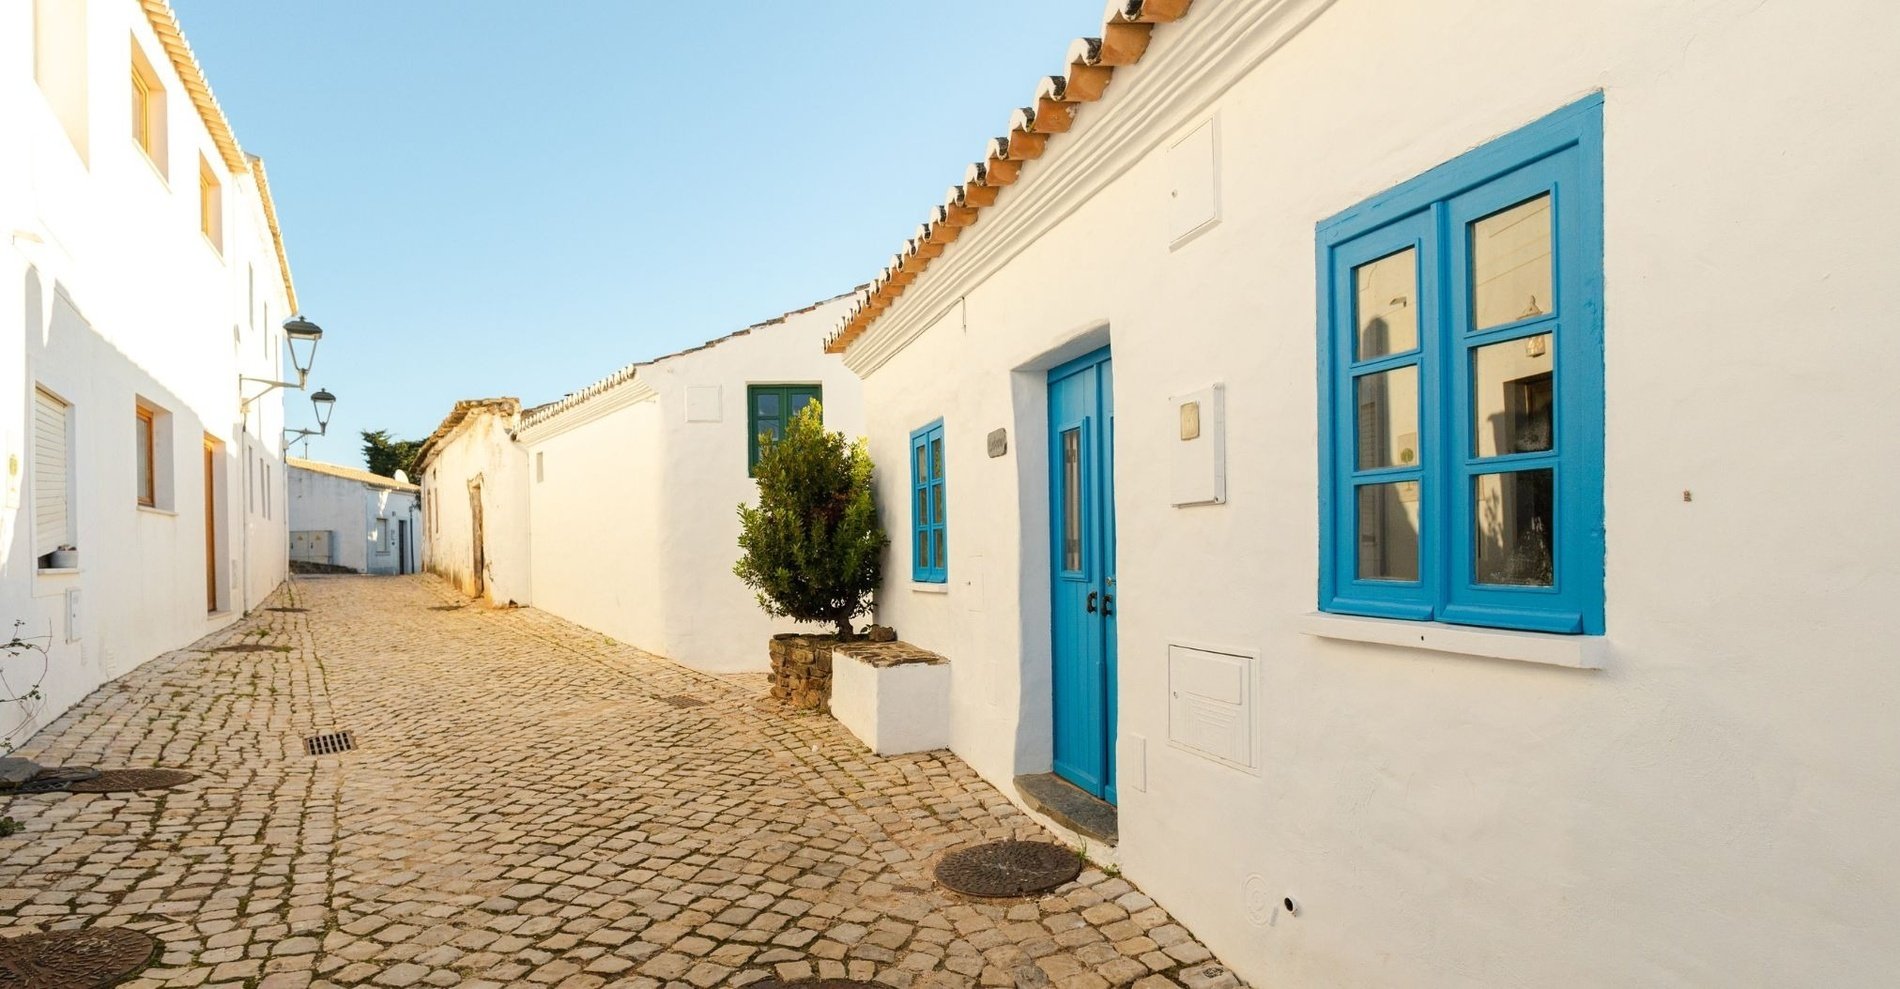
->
361 429 423 478
735 403 887 639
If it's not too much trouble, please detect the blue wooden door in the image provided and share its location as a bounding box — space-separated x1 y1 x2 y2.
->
1049 348 1117 802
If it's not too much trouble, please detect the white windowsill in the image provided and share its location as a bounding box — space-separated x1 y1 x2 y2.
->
35 567 81 578
1298 612 1606 670
911 582 950 595
137 505 177 517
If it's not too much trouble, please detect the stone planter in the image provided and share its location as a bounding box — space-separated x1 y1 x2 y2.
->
829 640 950 755
768 634 840 712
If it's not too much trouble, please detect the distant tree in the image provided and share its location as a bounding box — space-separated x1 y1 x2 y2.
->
734 403 887 639
361 429 423 478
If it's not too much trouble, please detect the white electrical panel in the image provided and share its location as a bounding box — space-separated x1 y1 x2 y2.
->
65 588 82 643
1170 384 1226 506
1168 642 1255 771
1167 116 1220 246
684 385 722 422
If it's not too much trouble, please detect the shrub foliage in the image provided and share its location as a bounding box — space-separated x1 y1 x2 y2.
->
735 403 887 638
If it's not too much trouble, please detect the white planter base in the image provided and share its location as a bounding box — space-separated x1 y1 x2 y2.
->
830 641 950 755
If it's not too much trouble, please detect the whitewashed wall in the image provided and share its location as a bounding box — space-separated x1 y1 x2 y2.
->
421 410 531 605
0 0 294 749
286 466 420 575
848 0 1900 985
519 297 863 673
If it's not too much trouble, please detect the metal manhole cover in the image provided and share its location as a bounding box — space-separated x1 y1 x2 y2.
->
266 607 308 613
64 769 196 794
934 839 1083 898
211 643 289 653
0 926 157 987
653 694 706 709
303 731 356 756
749 982 895 989
8 768 100 795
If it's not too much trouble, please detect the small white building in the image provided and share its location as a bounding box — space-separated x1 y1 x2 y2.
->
1 0 304 747
414 398 531 605
415 296 865 669
823 1 1900 986
286 458 421 575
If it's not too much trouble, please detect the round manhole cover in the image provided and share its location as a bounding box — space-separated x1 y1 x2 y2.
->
0 927 157 987
9 767 100 795
64 769 196 794
933 839 1083 898
749 982 895 989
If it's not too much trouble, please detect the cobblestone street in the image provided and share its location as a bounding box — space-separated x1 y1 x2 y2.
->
1 576 1242 989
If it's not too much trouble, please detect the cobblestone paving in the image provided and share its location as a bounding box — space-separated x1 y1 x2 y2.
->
1 576 1244 989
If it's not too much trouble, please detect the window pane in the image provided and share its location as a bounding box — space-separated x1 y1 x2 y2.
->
916 530 929 568
1354 248 1418 359
789 392 815 419
1473 333 1554 457
931 529 944 569
916 488 928 525
754 392 780 417
1355 365 1419 470
135 413 154 505
1061 428 1082 571
1355 482 1420 581
1474 468 1555 586
759 422 780 444
1472 195 1553 330
930 437 943 480
932 483 944 524
914 444 928 482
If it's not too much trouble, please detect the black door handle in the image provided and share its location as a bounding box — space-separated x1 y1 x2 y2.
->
1086 591 1098 613
1102 593 1114 617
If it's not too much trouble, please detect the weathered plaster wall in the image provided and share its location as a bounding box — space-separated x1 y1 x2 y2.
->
0 0 294 748
287 467 419 575
422 411 530 605
519 296 864 672
853 0 1900 985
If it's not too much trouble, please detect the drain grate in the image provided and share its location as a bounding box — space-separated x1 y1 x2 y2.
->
213 643 291 653
653 694 706 709
934 839 1083 899
266 607 308 613
0 927 157 988
303 731 356 756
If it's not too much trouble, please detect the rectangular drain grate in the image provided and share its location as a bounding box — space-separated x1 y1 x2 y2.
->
653 694 706 709
303 730 356 756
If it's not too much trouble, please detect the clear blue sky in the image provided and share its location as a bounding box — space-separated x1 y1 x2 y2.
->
171 1 1106 468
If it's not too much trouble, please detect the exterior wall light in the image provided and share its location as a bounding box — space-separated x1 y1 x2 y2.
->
241 315 327 414
285 387 337 447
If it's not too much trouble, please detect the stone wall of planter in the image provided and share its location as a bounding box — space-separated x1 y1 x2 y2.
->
768 634 836 711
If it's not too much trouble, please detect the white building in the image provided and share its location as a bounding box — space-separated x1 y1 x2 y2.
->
1 1 306 748
414 398 531 606
824 1 1900 986
415 296 864 669
286 458 421 576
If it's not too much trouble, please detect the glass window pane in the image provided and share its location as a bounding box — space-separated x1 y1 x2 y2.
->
1355 365 1419 470
754 392 780 417
789 392 815 419
930 437 943 479
932 483 945 526
931 529 944 569
135 414 153 504
1061 428 1082 572
1354 248 1418 359
916 530 929 568
1473 333 1554 458
916 488 928 525
1355 482 1420 581
1472 195 1553 330
759 422 780 444
914 444 927 481
1475 468 1555 586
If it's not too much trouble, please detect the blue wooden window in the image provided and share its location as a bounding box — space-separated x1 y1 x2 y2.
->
1317 95 1604 635
747 384 821 475
910 420 947 582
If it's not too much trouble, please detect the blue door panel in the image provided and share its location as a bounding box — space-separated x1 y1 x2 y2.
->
1049 349 1116 802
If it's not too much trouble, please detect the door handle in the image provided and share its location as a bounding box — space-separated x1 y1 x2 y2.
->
1102 593 1114 617
1086 591 1098 613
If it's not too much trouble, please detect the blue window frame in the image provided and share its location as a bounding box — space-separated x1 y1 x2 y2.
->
910 419 947 582
1317 95 1604 635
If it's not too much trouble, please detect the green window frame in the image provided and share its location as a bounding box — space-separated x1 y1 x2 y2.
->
747 384 821 474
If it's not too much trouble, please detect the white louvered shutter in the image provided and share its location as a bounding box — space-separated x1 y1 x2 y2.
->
33 388 71 555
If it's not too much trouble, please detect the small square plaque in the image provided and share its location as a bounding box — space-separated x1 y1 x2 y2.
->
1179 401 1201 441
987 428 1008 458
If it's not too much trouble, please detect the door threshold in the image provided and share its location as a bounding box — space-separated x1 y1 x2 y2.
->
1014 772 1118 846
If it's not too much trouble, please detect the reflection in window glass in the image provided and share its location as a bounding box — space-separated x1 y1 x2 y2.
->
1472 195 1553 330
1355 248 1418 359
754 393 779 417
1472 333 1554 457
1061 428 1082 571
1356 365 1420 470
1475 469 1554 586
1356 482 1420 581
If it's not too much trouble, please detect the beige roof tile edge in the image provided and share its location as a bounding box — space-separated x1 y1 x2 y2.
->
140 0 300 314
412 398 521 476
287 457 419 492
823 0 1193 355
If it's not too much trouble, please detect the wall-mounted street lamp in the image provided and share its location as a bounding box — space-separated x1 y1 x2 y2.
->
283 388 337 448
240 315 325 413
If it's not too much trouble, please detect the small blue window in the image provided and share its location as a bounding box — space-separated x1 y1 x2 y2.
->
910 420 947 583
1317 95 1604 634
